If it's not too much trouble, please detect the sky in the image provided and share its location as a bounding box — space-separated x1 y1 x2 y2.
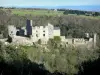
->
0 0 100 7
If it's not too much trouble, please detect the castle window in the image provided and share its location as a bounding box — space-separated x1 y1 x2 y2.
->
66 42 68 44
11 31 13 33
36 34 38 37
43 34 45 37
43 30 45 32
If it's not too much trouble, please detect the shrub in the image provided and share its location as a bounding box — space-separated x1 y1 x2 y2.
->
54 36 61 42
48 39 54 44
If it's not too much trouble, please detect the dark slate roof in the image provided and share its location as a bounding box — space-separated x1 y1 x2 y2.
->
54 27 60 30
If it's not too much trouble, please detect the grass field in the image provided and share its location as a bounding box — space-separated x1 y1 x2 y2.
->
3 9 100 19
10 9 64 16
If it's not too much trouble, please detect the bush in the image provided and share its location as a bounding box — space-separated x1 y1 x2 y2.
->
48 39 54 45
53 36 61 42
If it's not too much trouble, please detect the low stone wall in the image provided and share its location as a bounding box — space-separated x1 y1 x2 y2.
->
12 36 33 46
62 38 94 48
73 38 86 45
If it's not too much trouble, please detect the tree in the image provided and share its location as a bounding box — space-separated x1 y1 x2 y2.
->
92 12 100 16
7 35 12 43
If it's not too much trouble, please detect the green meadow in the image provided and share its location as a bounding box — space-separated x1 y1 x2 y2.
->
10 9 64 16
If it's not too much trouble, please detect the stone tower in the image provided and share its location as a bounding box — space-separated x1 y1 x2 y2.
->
93 33 97 48
26 20 32 36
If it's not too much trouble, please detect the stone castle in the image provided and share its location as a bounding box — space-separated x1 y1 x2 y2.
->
7 19 97 48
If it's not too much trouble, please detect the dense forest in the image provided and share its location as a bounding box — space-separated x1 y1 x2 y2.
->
63 9 100 16
0 39 100 75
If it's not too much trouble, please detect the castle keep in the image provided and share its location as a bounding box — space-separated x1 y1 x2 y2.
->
8 20 60 45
